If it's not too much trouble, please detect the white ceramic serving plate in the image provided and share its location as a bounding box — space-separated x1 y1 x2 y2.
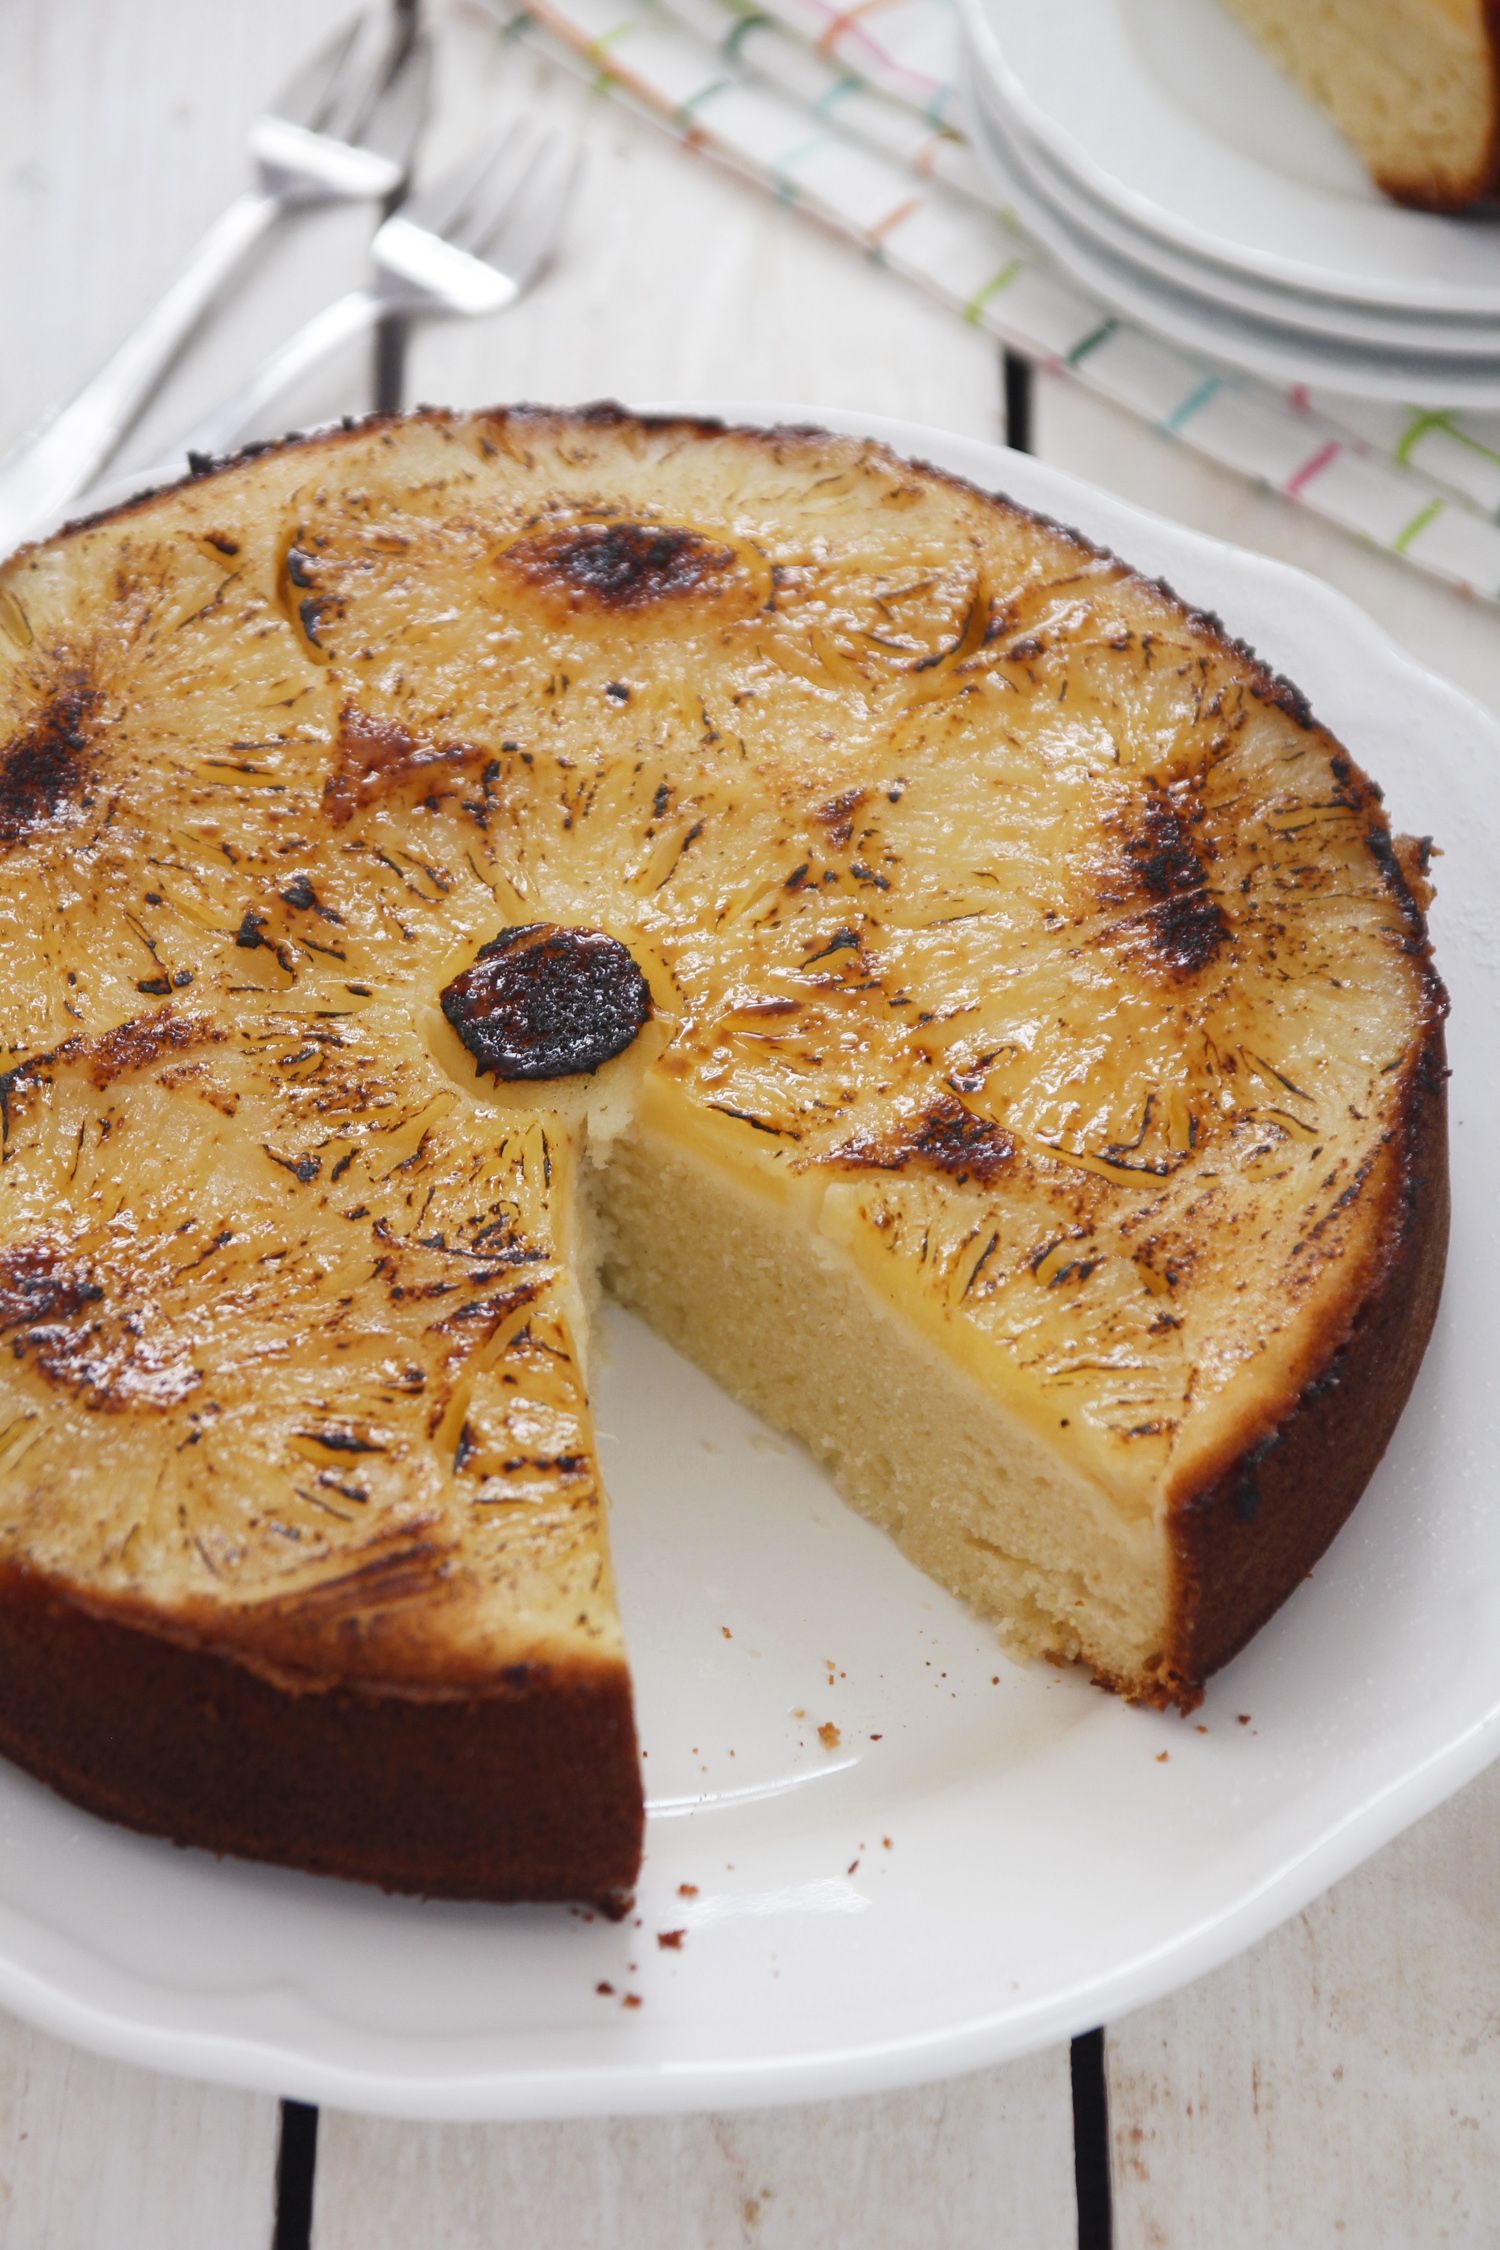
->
962 74 1500 408
972 69 1500 359
1 407 1496 2122
962 79 1500 409
962 0 1500 315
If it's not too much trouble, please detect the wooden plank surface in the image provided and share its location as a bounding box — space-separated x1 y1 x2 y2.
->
0 2022 279 2250
0 0 379 483
312 2059 1079 2250
1108 1759 1500 2249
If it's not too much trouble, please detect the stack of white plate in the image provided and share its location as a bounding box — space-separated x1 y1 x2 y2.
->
958 0 1500 406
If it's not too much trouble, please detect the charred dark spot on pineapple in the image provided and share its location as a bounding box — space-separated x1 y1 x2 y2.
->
1107 781 1227 977
814 788 866 851
440 924 651 1082
325 704 491 828
297 1425 388 1456
0 1013 218 1121
278 873 344 924
1367 822 1437 948
503 520 736 609
265 1147 322 1185
0 1242 102 1333
0 678 100 849
276 536 336 660
828 1092 1016 1185
78 1009 218 1091
0 1236 198 1410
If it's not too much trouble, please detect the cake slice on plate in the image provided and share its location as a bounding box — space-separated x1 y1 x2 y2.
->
1218 0 1500 210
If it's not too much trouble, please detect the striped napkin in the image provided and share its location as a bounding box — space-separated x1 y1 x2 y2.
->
481 0 1500 604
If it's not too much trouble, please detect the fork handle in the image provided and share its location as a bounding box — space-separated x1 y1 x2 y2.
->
174 288 387 464
0 188 283 554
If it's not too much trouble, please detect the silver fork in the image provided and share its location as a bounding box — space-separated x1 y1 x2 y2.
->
157 116 579 471
0 11 430 554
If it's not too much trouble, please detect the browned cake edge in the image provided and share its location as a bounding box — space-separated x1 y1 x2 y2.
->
0 1567 643 1907
1141 1023 1450 1712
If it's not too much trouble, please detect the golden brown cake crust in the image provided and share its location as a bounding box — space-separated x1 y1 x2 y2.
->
0 1564 642 1905
1154 1026 1449 1710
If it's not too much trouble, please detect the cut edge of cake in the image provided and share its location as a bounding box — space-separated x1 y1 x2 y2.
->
592 1022 1447 1714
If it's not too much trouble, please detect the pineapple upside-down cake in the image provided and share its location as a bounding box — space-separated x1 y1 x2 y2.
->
0 408 1447 1905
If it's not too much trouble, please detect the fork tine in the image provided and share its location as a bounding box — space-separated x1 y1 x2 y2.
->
319 14 405 145
342 29 431 169
269 10 367 134
445 121 557 252
404 114 545 241
477 138 580 289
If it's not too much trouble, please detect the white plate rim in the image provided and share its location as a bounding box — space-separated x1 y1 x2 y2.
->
971 67 1500 357
0 401 1495 2122
959 0 1500 316
961 78 1500 407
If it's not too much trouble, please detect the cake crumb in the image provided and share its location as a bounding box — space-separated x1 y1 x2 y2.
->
595 1980 615 1996
817 1721 841 1750
1237 1713 1252 1725
869 1731 882 1741
847 1859 860 1876
658 1928 685 1950
721 1625 732 1639
1156 1750 1170 1763
622 1993 642 2009
882 1835 893 1850
1195 1724 1208 1734
678 1881 699 1898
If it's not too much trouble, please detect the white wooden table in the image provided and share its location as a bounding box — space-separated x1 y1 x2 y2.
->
3 4 1499 2243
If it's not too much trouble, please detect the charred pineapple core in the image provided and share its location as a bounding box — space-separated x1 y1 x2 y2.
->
0 412 1436 1705
440 925 652 1083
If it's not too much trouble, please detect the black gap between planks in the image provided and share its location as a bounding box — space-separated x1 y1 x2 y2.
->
1072 2029 1114 2248
1005 350 1118 2250
374 0 425 411
271 2100 319 2250
1003 349 1034 457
